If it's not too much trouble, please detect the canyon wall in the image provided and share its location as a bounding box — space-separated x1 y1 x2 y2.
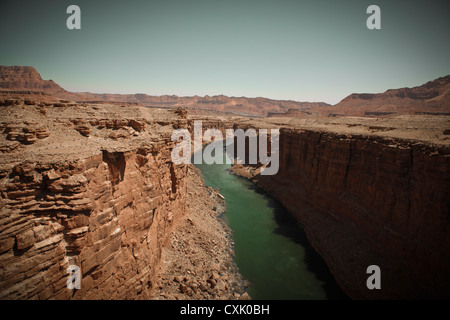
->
250 128 450 299
0 103 190 299
0 143 187 299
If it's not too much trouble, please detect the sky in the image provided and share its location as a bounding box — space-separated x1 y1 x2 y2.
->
0 0 449 104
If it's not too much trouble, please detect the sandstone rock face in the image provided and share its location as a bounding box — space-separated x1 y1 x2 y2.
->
0 102 192 300
251 129 450 299
0 145 188 299
1 122 50 145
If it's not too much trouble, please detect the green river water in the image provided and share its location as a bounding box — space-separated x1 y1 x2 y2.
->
193 142 347 300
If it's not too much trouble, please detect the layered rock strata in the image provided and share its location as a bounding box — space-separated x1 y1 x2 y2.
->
0 102 219 299
233 127 450 299
0 146 187 299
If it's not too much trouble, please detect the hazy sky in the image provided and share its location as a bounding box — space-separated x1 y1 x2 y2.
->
0 0 449 104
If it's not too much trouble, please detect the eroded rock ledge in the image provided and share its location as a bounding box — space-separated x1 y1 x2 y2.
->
0 139 187 299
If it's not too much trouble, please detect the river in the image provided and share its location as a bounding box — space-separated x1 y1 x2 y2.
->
193 141 347 300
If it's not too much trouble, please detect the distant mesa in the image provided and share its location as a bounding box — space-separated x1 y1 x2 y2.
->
332 75 450 117
1 65 449 117
0 66 67 94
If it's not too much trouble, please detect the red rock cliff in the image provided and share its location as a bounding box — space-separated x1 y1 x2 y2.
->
249 128 450 299
0 144 187 299
0 103 189 299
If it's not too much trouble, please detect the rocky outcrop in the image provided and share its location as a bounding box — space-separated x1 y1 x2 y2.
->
0 101 195 300
0 122 50 145
0 140 188 299
248 128 450 299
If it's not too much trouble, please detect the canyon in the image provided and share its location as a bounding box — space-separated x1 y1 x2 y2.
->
0 66 449 299
0 100 247 299
228 119 450 299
